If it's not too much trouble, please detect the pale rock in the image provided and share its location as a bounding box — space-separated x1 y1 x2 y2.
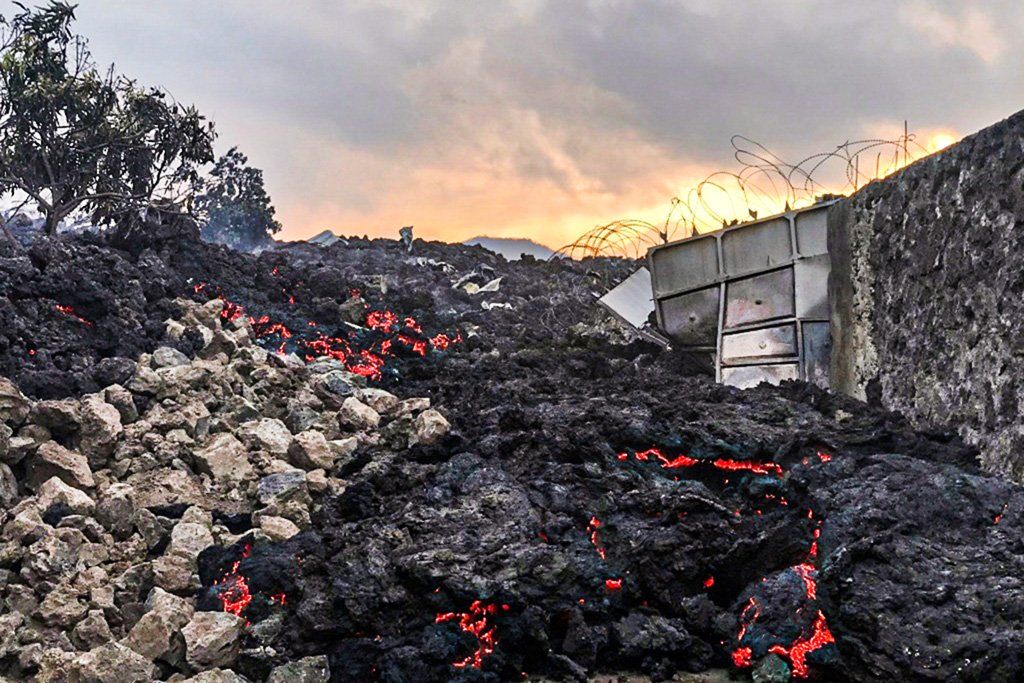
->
240 418 293 455
25 442 94 491
165 318 187 341
194 433 254 484
152 520 213 592
179 401 212 439
30 399 81 435
195 299 226 328
0 462 16 508
33 647 78 683
152 346 190 369
2 507 46 543
181 670 252 683
128 365 164 396
125 468 206 509
337 397 380 431
0 422 10 462
95 484 135 539
267 655 331 682
183 611 244 670
124 587 194 667
181 505 213 528
267 351 305 369
260 515 301 541
0 377 30 426
288 430 335 470
38 580 88 627
305 469 328 493
77 394 123 467
356 387 400 415
329 436 359 460
397 397 431 415
152 552 196 593
70 642 157 683
71 609 113 650
23 528 87 582
410 409 451 447
36 476 96 516
103 384 138 424
132 507 167 550
201 329 238 359
168 521 215 559
0 611 23 659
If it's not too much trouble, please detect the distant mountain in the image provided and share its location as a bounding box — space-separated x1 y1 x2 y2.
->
465 236 556 261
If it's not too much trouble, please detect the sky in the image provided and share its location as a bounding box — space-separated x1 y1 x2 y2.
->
11 1 1024 247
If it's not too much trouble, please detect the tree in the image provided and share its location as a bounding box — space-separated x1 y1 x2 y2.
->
194 147 281 251
0 2 215 235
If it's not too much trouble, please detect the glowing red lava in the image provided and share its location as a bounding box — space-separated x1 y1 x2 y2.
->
768 611 835 678
214 544 254 622
212 544 288 626
189 283 460 380
617 448 783 477
731 514 834 678
587 516 606 560
54 304 93 327
435 601 510 669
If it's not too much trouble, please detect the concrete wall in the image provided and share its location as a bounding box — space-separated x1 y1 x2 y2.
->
829 109 1024 479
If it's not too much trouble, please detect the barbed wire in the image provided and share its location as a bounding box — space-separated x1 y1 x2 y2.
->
555 126 935 260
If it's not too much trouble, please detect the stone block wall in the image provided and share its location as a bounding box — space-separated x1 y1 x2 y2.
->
829 109 1024 479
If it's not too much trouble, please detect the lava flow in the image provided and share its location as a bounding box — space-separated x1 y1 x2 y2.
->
214 544 254 622
587 516 606 560
54 304 93 327
617 447 784 477
435 601 510 669
732 512 836 678
189 281 461 379
211 544 288 627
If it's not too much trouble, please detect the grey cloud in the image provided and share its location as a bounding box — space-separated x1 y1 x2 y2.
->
2 0 1022 237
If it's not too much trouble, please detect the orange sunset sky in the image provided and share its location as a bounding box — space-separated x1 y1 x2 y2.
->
41 1 1024 249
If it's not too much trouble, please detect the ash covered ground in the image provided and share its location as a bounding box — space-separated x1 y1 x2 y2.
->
1 216 1023 683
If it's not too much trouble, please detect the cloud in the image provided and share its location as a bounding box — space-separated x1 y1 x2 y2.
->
6 0 1023 247
901 2 1006 65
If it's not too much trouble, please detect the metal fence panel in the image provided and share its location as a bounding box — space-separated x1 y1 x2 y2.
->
721 218 792 275
725 268 795 328
795 206 829 256
659 285 720 346
598 267 655 329
794 254 831 319
721 323 798 364
649 236 719 297
721 363 799 389
802 321 831 388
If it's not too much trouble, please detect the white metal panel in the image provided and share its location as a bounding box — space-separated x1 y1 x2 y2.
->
649 236 719 297
722 364 799 389
795 207 829 256
598 267 655 329
725 268 795 328
721 324 798 364
721 218 792 275
794 254 831 319
659 285 720 345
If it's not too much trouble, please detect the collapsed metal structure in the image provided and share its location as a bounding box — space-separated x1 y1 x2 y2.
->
601 200 836 390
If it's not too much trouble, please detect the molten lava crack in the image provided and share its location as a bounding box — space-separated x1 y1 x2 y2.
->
435 601 510 669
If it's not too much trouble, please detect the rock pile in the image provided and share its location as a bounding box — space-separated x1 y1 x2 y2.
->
0 298 445 682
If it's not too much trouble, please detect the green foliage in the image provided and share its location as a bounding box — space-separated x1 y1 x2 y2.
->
0 1 216 234
194 147 281 250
